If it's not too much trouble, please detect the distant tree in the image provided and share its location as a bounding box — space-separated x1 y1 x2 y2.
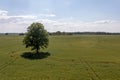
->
23 22 49 53
56 31 61 35
5 33 8 35
19 33 24 36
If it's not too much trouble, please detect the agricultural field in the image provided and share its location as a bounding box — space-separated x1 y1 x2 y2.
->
0 35 120 80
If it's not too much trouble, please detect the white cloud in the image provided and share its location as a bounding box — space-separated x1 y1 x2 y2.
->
42 19 120 32
0 9 37 20
0 9 55 20
0 18 120 33
0 9 8 16
0 9 120 33
38 14 56 17
0 23 28 33
93 20 116 24
0 15 37 20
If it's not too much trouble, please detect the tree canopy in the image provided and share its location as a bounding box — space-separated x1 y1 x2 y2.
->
23 22 49 53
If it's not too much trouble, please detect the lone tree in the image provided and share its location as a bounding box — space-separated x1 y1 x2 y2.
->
23 22 49 53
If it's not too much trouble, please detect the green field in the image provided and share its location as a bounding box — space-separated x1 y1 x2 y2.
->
0 35 120 80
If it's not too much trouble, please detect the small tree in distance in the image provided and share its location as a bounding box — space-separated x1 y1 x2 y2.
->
23 22 49 54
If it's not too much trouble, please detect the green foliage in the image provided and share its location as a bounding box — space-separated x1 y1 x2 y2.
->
23 22 49 53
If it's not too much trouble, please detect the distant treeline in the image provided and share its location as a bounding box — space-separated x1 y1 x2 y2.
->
1 31 120 36
0 33 25 36
49 31 120 35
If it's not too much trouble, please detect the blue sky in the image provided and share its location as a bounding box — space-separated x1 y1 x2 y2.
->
0 0 120 32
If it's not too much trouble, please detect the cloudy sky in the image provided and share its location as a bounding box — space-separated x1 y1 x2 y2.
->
0 0 120 33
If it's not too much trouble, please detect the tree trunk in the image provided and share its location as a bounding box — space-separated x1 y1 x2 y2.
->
36 48 39 54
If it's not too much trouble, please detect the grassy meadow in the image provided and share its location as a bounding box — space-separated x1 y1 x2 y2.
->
0 35 120 80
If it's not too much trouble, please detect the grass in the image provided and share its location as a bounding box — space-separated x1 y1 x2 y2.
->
0 35 120 80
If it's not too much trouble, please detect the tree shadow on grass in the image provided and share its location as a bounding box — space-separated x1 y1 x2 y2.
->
21 52 50 60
